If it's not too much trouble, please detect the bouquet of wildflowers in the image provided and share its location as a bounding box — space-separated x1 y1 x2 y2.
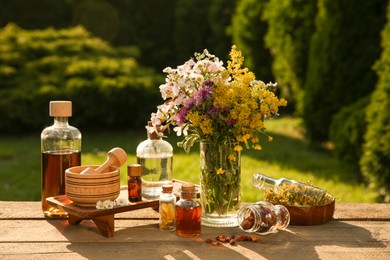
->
149 46 287 223
149 45 287 154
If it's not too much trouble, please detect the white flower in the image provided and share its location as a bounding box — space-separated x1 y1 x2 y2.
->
190 72 204 84
162 66 174 73
96 200 104 210
183 58 196 70
115 198 127 206
103 200 114 209
159 83 171 100
174 125 189 136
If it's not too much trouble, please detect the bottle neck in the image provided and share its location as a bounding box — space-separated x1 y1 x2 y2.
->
252 173 277 190
147 130 162 140
53 117 69 127
274 205 290 230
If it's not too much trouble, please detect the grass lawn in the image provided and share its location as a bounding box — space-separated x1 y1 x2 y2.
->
0 116 376 203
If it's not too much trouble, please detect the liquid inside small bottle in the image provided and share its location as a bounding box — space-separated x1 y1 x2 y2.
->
41 101 81 218
128 164 142 202
159 185 176 231
252 173 328 204
136 122 173 198
175 183 201 238
237 201 290 235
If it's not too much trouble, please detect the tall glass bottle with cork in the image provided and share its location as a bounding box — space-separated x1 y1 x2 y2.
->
41 101 81 218
136 122 173 198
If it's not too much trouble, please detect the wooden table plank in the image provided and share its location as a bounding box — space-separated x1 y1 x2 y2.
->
1 241 388 260
1 202 389 259
1 218 388 242
334 203 390 220
2 202 390 220
1 224 389 260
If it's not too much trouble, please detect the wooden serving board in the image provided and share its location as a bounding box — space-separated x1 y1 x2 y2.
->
46 179 196 238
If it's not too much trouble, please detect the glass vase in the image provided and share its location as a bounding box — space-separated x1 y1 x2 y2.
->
200 141 241 227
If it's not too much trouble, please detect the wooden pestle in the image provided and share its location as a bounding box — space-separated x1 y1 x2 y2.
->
80 147 127 174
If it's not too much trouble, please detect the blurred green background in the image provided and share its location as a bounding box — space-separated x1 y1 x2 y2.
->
0 0 389 202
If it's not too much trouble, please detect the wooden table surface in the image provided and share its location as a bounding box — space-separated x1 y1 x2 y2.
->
0 201 389 260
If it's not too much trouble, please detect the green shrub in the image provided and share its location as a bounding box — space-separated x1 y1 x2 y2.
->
174 0 212 64
208 0 236 60
303 0 387 143
116 0 177 70
360 3 390 202
0 0 72 29
329 97 370 178
263 0 317 114
0 24 162 134
231 0 273 82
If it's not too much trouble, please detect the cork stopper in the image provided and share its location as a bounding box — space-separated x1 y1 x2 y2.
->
50 101 72 117
180 183 196 199
162 184 173 193
147 121 162 140
128 164 141 176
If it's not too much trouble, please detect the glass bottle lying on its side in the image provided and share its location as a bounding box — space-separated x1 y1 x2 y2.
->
252 173 332 206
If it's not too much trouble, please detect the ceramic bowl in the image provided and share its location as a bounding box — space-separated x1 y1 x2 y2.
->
65 165 120 207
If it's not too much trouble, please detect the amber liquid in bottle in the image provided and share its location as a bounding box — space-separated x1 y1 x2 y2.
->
41 150 81 217
128 176 142 202
175 205 201 237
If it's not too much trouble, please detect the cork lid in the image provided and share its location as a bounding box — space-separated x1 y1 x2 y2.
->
127 164 141 176
162 184 173 193
147 121 162 140
50 101 72 117
180 183 196 199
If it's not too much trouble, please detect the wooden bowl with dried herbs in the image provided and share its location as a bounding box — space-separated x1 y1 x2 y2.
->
264 184 335 225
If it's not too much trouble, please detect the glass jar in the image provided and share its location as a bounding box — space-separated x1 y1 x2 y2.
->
237 201 290 235
159 184 176 231
175 184 201 237
136 122 173 198
41 101 81 218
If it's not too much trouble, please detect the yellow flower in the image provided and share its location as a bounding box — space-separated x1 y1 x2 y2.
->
151 45 287 154
268 136 273 142
228 154 236 162
187 111 213 136
253 144 262 150
216 168 225 175
234 145 243 152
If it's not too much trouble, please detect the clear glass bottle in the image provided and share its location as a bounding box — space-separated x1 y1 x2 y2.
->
252 173 328 204
128 164 142 202
159 184 176 231
175 183 201 238
237 201 290 235
41 101 81 218
136 122 173 198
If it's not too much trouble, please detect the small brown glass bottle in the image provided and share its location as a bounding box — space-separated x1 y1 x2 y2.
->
128 164 142 202
175 183 201 237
